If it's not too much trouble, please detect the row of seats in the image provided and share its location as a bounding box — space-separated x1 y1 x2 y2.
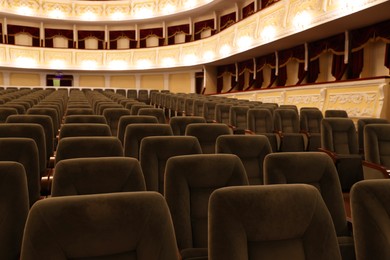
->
3 151 390 259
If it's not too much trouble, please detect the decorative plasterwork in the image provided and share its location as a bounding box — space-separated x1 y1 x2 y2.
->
0 0 215 21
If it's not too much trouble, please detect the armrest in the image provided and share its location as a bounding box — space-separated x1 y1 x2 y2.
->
362 160 390 179
318 148 338 163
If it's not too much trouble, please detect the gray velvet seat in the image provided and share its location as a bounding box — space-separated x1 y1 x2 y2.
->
209 184 342 260
52 157 146 196
229 106 249 132
55 136 123 164
59 123 112 139
247 108 279 152
300 108 323 151
274 108 307 152
165 154 249 260
140 136 202 194
216 135 272 185
117 115 158 144
185 123 232 154
215 103 232 125
64 115 107 124
169 116 207 136
124 124 173 159
0 162 29 260
0 138 40 206
351 180 390 260
21 192 180 260
264 152 355 260
103 108 131 136
362 124 390 179
321 118 363 191
138 108 166 124
0 123 47 178
357 118 389 154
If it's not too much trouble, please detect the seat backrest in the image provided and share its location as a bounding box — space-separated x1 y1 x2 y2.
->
364 124 390 168
169 116 207 136
216 135 272 185
140 136 202 194
229 106 249 129
7 114 54 158
247 108 274 134
300 108 323 133
192 99 205 117
274 108 300 133
209 184 341 260
65 108 94 116
325 109 348 118
264 152 349 236
0 123 46 177
351 180 390 260
0 162 29 260
321 118 359 154
127 89 138 99
165 154 249 252
0 138 40 207
357 118 389 152
117 115 158 144
138 108 166 124
138 89 149 103
64 115 107 124
185 123 232 154
52 157 146 196
203 102 217 122
124 124 173 159
21 192 180 260
27 107 59 135
215 103 232 124
55 136 124 164
103 108 131 136
279 104 298 114
59 123 112 139
130 104 153 115
0 107 18 123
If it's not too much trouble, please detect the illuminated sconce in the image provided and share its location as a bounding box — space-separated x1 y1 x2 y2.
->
81 60 98 69
293 11 312 30
161 57 176 67
184 0 198 9
49 59 66 69
219 44 231 57
15 56 37 68
203 50 215 61
17 6 33 16
136 59 152 69
237 36 253 51
183 54 198 65
261 26 276 42
111 11 125 20
49 9 65 19
82 10 97 21
108 60 128 70
162 3 176 14
135 7 154 19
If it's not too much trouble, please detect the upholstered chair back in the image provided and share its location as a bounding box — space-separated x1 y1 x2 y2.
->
169 116 206 136
103 108 131 136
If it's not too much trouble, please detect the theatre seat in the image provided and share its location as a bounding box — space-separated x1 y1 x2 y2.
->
138 108 166 124
0 107 18 123
103 108 131 136
64 115 107 124
52 157 146 196
169 116 207 136
351 180 390 260
208 184 341 260
59 123 112 139
165 154 248 260
117 115 158 144
21 192 180 260
0 138 40 206
55 136 123 164
216 135 272 185
0 162 29 260
139 136 202 194
264 152 355 259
